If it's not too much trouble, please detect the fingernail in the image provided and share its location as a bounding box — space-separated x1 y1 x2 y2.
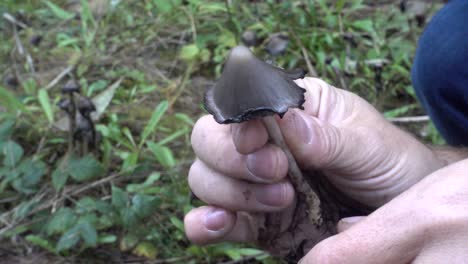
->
203 209 227 231
246 148 277 181
256 183 290 207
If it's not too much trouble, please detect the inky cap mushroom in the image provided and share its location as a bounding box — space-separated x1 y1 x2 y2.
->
204 45 306 124
77 96 96 117
62 80 80 94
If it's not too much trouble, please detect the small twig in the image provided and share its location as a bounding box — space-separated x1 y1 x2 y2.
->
387 115 430 123
10 20 35 75
332 66 348 90
291 32 318 77
45 65 75 90
2 13 27 29
300 46 318 77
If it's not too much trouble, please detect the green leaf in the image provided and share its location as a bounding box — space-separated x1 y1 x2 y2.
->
170 216 184 232
52 162 69 191
38 89 54 124
79 221 98 247
352 19 374 33
47 208 77 236
132 241 158 260
126 172 160 193
2 140 24 168
179 44 200 62
25 235 56 253
98 234 117 244
0 118 15 141
56 224 81 252
131 194 157 218
43 0 75 20
147 142 175 168
111 186 128 208
68 155 105 182
139 101 168 148
0 86 27 114
154 0 181 14
12 158 47 194
120 233 139 251
13 200 39 221
120 207 138 228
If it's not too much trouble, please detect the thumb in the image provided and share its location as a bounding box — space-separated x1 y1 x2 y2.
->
277 110 363 171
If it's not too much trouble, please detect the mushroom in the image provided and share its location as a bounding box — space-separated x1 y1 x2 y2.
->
61 80 80 153
77 95 97 151
241 30 258 47
265 33 289 57
205 45 322 240
205 46 374 259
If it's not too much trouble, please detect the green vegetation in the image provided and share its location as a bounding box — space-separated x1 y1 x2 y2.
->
0 0 444 263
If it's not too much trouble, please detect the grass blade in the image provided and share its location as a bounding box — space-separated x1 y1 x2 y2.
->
139 101 168 149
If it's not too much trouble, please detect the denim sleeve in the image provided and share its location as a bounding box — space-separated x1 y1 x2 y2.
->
411 0 468 146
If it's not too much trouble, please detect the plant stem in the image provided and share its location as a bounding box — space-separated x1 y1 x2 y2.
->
261 115 322 225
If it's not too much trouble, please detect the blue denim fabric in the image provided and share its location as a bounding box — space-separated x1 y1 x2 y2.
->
411 0 468 146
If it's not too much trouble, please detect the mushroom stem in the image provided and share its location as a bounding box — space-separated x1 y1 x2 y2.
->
261 116 322 225
68 93 76 154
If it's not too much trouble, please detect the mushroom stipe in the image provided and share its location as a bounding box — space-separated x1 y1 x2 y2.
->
204 46 374 261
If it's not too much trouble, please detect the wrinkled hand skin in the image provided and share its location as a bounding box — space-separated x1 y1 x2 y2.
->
301 159 468 264
184 78 446 260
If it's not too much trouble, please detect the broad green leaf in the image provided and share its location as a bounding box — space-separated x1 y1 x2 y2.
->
120 233 139 251
153 0 180 14
75 197 97 214
139 101 168 148
56 224 81 252
68 155 105 182
0 86 27 114
47 208 77 236
43 1 75 20
147 142 175 168
120 207 137 228
13 200 38 221
179 44 200 62
79 221 98 247
131 194 157 218
25 235 56 253
52 163 69 191
111 186 128 208
352 19 374 33
132 241 158 260
12 158 47 194
2 140 24 168
0 119 15 141
38 89 54 124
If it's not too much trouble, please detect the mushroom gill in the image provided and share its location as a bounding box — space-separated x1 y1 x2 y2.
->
204 45 307 124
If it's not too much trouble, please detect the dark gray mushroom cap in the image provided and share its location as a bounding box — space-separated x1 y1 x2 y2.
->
57 98 72 114
77 96 96 116
62 80 80 94
265 33 289 56
204 45 306 124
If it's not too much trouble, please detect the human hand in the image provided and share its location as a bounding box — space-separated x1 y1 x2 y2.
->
184 78 445 252
300 158 468 263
